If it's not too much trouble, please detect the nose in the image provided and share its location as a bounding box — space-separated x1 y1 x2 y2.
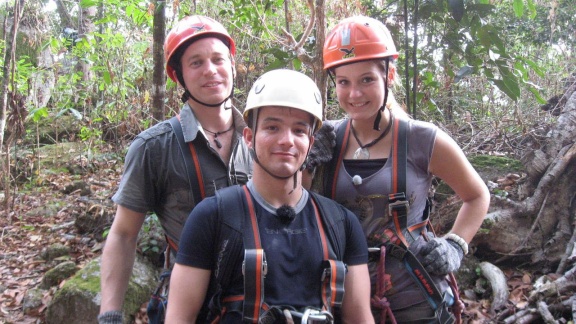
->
202 61 217 76
277 128 296 147
349 84 362 98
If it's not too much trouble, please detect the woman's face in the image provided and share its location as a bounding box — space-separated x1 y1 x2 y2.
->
334 60 386 122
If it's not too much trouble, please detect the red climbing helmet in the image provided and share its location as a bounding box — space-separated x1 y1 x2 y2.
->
165 15 236 82
323 15 398 70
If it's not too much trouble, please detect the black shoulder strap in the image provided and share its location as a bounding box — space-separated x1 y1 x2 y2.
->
309 191 347 311
202 186 245 322
309 191 346 261
323 120 351 199
168 116 204 206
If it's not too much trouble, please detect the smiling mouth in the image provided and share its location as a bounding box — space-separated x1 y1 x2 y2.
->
350 102 368 107
204 82 221 87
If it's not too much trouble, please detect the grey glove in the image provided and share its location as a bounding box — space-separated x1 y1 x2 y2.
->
307 123 336 170
419 237 464 276
98 310 123 324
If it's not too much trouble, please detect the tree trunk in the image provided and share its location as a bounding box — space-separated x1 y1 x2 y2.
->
0 0 26 152
0 0 26 217
151 0 166 123
75 1 96 114
437 75 576 273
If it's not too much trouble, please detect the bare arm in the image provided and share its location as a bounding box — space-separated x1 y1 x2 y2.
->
341 264 374 324
429 130 490 243
165 264 211 323
99 205 146 313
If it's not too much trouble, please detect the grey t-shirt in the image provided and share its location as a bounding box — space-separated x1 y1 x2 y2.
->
112 103 252 246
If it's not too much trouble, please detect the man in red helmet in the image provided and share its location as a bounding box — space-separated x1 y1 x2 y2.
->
98 15 253 324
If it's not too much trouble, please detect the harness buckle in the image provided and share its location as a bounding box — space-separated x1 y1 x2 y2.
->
388 195 410 216
386 243 407 260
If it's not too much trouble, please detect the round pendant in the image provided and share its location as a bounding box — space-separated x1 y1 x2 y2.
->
353 147 370 159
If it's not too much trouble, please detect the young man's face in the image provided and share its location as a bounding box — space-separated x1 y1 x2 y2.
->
179 37 235 106
245 106 314 178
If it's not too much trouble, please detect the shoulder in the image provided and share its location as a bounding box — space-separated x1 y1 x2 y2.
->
136 119 174 142
310 192 346 222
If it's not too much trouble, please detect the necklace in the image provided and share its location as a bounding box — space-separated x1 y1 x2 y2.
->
351 110 393 159
204 124 234 149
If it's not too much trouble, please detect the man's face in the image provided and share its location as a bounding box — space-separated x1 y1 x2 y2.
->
245 106 314 178
179 37 235 106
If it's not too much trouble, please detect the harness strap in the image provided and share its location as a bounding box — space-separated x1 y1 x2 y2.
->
312 198 346 311
241 186 341 323
326 121 351 199
241 186 265 323
389 116 410 248
166 115 207 257
243 249 267 323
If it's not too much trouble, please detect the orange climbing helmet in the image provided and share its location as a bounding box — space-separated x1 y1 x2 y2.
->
165 15 236 82
323 15 398 70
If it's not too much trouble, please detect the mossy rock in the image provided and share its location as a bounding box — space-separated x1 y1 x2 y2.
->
45 255 158 324
435 154 524 199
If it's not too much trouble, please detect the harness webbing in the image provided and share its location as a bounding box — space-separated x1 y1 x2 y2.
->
313 200 345 310
240 186 344 323
241 186 266 323
166 115 208 255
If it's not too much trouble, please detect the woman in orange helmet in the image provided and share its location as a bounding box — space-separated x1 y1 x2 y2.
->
309 16 490 323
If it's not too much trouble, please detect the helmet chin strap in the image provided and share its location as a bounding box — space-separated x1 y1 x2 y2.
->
181 86 234 109
373 58 391 131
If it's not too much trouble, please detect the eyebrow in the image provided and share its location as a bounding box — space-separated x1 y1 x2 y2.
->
261 116 311 128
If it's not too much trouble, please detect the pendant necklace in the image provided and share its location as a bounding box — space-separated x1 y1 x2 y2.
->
351 110 393 159
204 124 234 149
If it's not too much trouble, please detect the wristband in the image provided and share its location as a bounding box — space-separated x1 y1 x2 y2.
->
97 310 123 324
444 233 469 255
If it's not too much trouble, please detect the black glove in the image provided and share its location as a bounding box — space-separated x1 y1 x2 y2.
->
419 237 464 276
98 310 123 324
307 123 336 170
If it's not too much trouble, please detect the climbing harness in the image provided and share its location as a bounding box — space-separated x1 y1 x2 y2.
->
323 116 464 324
204 185 350 323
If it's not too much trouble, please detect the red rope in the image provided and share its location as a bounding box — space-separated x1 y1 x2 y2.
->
370 246 397 324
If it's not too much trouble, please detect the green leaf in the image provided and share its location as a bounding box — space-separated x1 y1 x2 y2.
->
526 0 537 18
490 75 520 101
479 26 505 53
454 65 474 83
448 0 465 22
522 58 545 78
79 0 98 8
28 106 49 123
528 85 547 104
103 71 112 85
513 0 524 18
68 108 84 120
292 59 302 70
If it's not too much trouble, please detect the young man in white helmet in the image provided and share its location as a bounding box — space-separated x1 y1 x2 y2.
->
165 69 374 323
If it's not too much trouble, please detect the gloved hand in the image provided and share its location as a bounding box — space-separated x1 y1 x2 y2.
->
419 237 464 276
306 123 336 170
97 310 123 324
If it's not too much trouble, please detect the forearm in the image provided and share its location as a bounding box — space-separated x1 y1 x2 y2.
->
99 233 138 313
341 265 374 324
450 188 490 243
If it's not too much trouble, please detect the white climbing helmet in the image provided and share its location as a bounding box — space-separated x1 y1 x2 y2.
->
244 69 323 132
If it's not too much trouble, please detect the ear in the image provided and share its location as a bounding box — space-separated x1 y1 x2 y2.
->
243 127 253 148
231 56 236 79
